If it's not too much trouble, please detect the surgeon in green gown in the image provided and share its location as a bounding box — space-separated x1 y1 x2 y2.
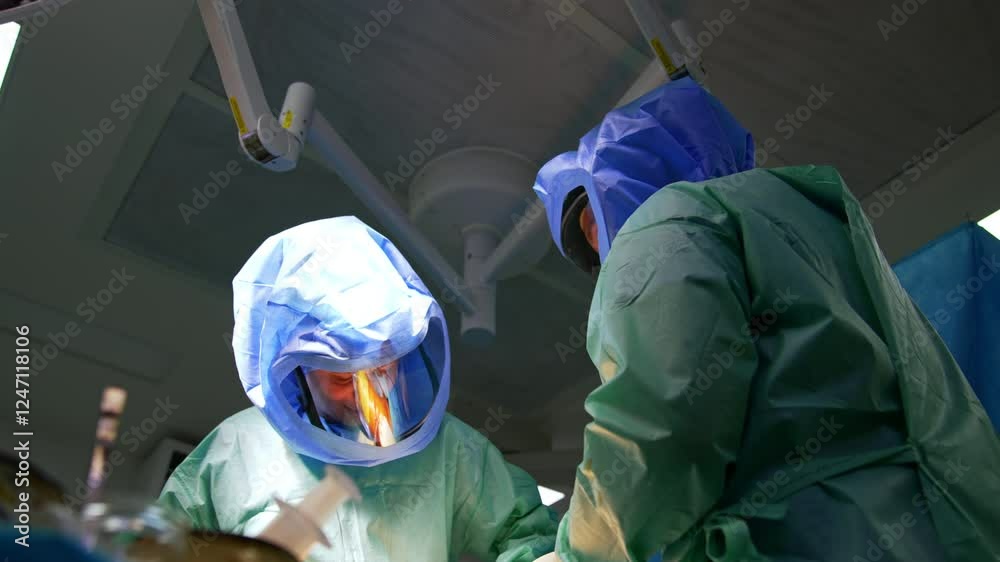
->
533 78 1000 561
158 217 557 562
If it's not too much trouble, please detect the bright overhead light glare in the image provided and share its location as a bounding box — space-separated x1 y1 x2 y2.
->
979 209 1000 240
0 21 19 90
537 485 566 506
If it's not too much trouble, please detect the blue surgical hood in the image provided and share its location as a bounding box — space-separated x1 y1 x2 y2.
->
533 77 756 262
231 217 450 466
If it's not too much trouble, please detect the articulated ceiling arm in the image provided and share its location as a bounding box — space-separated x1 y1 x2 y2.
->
196 0 309 172
195 0 478 316
625 0 708 85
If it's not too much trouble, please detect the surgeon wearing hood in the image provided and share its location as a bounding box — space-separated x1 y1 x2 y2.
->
158 217 557 562
534 78 1000 561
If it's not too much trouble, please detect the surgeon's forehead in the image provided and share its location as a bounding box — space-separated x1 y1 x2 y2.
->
308 368 354 381
308 359 399 378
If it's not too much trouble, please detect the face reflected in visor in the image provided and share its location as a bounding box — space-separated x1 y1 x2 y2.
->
561 187 602 278
301 351 436 447
578 203 600 253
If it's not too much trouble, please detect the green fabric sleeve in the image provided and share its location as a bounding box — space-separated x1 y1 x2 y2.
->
558 208 758 562
156 430 221 531
452 432 558 562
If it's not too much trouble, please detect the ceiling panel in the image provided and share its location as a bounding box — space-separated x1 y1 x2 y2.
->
105 93 385 286
691 0 1000 196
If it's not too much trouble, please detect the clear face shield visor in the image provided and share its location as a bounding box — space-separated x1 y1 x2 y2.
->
298 351 436 447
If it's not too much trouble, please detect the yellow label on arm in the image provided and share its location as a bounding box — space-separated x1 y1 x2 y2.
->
229 97 248 135
650 38 679 76
282 110 294 129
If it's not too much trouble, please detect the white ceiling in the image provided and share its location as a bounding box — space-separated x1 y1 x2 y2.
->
1 0 999 493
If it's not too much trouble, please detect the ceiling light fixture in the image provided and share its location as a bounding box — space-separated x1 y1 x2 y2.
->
0 21 19 92
537 485 566 506
979 209 1000 240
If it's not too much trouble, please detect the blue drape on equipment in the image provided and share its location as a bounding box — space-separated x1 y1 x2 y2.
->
893 222 1000 429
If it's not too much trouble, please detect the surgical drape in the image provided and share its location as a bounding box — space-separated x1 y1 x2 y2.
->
893 222 1000 429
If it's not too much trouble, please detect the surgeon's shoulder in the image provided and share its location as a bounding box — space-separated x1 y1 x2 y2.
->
435 413 492 452
626 165 849 236
621 176 739 240
598 180 750 313
767 163 845 185
220 406 272 429
187 407 278 458
163 408 270 489
439 412 481 436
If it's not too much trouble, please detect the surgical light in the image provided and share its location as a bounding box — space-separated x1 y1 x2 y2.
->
979 209 1000 240
537 485 566 506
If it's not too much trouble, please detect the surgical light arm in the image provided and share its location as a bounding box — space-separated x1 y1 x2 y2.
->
194 0 477 314
197 0 309 172
624 0 708 85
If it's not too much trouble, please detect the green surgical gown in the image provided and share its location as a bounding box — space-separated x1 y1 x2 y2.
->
557 165 1000 561
159 409 557 562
